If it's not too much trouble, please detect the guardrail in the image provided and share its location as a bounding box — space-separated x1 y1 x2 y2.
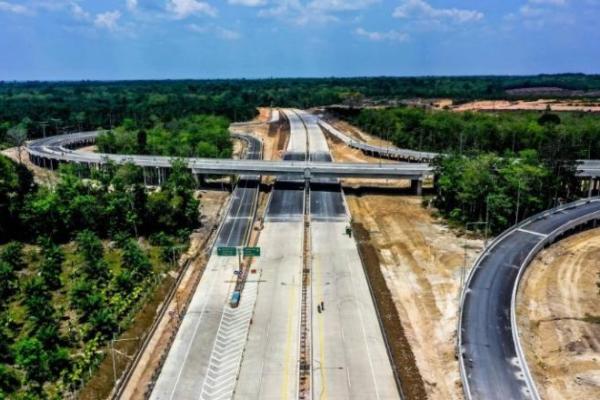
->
318 120 438 162
112 134 262 399
457 197 600 400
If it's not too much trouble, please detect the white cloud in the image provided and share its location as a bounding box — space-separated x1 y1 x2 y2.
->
70 2 91 20
519 5 544 17
167 0 217 19
308 0 379 11
126 0 138 11
215 26 241 39
228 0 267 6
504 0 577 29
528 0 566 5
355 27 408 42
94 10 121 31
258 0 339 25
393 0 483 23
0 1 29 14
188 23 241 40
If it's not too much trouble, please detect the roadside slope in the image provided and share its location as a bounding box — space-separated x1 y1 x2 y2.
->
517 228 600 400
346 195 483 400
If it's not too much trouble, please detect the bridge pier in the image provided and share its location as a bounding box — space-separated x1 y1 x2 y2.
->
411 179 423 196
586 177 600 197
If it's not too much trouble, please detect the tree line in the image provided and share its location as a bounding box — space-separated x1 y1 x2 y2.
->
338 106 599 233
3 74 600 144
344 106 600 159
97 114 232 158
0 155 198 398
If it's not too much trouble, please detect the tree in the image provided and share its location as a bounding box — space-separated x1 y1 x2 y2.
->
76 230 110 284
38 239 64 290
0 261 18 302
538 112 561 126
0 155 35 242
121 239 152 280
22 277 54 324
6 125 27 164
137 129 147 154
87 307 118 340
0 364 20 395
0 241 25 270
12 337 50 386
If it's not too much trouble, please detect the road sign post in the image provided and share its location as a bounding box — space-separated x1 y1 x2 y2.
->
217 246 260 274
243 247 261 257
217 247 237 256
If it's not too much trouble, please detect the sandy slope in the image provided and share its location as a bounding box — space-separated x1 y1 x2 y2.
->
346 195 483 400
518 228 600 400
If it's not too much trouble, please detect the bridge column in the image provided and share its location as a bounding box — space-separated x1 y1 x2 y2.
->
589 177 594 198
411 179 423 196
192 173 201 188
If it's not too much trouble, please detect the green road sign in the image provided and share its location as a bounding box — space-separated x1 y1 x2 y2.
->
217 247 237 256
243 247 261 257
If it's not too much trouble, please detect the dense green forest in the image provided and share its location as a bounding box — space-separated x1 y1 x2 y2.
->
0 155 198 398
2 74 600 144
346 107 600 159
340 106 598 233
97 114 232 158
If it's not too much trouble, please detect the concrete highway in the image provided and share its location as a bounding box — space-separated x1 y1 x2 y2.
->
459 198 600 400
296 110 400 400
234 109 308 399
151 134 262 400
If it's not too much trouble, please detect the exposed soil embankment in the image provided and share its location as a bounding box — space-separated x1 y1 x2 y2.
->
347 195 483 400
353 222 427 400
518 228 600 400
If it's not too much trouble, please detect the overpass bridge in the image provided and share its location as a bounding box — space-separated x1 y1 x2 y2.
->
26 131 433 185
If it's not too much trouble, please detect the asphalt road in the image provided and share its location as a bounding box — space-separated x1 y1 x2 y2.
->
461 199 600 400
150 134 261 400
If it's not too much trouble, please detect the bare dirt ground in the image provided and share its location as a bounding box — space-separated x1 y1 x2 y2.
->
2 146 58 185
328 136 411 189
329 118 397 148
230 108 286 162
452 99 600 113
256 107 272 123
323 120 414 189
232 138 245 159
75 144 98 153
517 228 600 400
347 195 484 400
112 190 230 400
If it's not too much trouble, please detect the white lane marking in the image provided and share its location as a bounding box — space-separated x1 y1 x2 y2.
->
345 248 382 400
516 228 548 238
167 179 252 398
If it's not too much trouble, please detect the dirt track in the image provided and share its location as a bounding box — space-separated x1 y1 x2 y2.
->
347 195 483 400
452 99 600 113
518 228 600 400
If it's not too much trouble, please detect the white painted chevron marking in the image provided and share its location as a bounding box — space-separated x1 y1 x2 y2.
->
198 279 259 400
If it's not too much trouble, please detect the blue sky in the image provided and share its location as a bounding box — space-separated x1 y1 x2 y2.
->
1 0 599 80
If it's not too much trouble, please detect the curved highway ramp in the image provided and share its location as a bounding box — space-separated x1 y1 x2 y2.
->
459 198 600 400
